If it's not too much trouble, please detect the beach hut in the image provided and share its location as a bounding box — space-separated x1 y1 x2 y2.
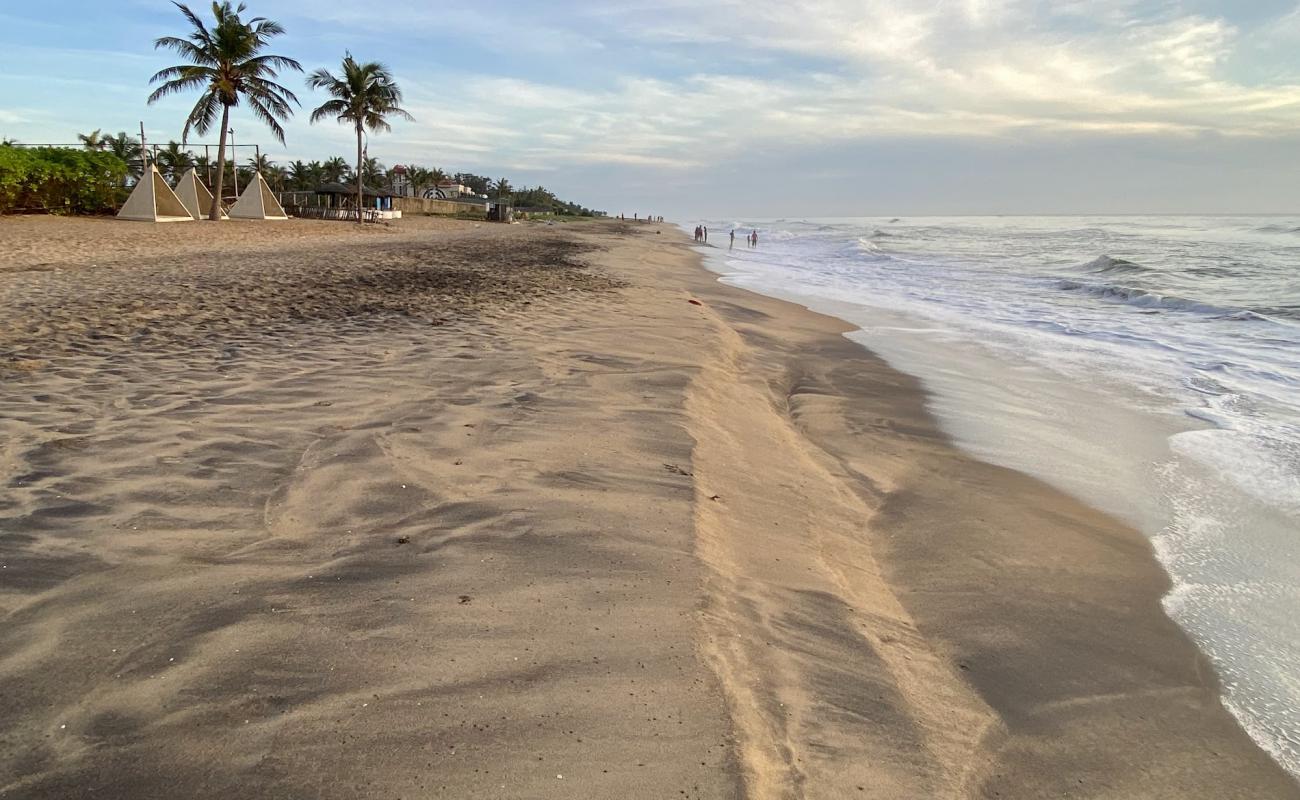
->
279 183 401 221
173 167 227 220
116 165 193 223
228 171 288 220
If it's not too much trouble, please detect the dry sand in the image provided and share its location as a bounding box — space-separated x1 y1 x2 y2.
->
0 215 1294 798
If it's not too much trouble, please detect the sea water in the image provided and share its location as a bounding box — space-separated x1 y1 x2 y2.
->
695 216 1300 778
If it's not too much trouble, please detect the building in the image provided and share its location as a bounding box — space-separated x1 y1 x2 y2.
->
278 183 401 221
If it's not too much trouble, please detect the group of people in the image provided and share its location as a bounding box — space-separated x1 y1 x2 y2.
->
620 213 664 223
728 226 759 248
696 225 760 250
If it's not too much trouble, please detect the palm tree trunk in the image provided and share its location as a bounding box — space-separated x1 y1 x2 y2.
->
355 124 364 225
210 106 231 221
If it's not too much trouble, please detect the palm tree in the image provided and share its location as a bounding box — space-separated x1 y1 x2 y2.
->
287 159 311 190
102 132 143 180
155 140 196 180
147 1 302 219
360 156 385 187
307 53 412 222
494 177 512 203
405 166 434 197
247 152 275 174
0 138 18 146
265 164 288 190
321 156 349 183
78 129 106 150
428 166 448 197
194 152 216 187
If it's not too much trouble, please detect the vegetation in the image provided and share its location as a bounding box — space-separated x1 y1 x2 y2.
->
77 129 107 150
148 1 301 219
0 147 128 215
155 140 196 180
307 53 412 222
1 2 606 219
493 177 512 203
102 132 144 181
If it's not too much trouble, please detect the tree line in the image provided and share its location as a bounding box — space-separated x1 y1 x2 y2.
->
5 2 602 220
65 129 598 215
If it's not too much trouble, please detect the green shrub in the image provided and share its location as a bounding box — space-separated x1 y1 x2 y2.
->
0 146 129 215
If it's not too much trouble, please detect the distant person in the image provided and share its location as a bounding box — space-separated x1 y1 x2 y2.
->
694 225 701 242
729 229 735 249
751 230 758 248
703 225 709 243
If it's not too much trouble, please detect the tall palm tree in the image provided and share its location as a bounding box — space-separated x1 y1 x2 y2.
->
147 1 301 219
321 156 349 183
78 129 106 150
494 177 512 203
307 53 412 222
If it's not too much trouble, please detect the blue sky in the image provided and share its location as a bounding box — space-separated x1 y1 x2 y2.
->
3 0 1300 216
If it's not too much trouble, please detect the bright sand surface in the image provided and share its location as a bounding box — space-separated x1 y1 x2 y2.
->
0 216 1295 798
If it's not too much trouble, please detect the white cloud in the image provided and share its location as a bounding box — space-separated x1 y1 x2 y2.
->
378 0 1300 171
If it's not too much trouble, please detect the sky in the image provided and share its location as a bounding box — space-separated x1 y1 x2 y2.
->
3 0 1300 217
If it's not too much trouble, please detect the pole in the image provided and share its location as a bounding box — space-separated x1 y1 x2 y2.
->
229 129 239 195
139 121 148 172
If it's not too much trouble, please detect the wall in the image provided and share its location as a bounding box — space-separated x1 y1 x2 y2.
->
392 196 487 215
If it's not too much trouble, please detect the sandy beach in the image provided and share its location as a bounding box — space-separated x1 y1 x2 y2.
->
0 215 1295 799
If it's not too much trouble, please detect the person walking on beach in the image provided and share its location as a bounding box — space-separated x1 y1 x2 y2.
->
750 230 759 248
703 225 709 243
694 225 701 242
729 229 735 249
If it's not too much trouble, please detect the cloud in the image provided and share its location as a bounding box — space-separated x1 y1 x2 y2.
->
5 0 1299 213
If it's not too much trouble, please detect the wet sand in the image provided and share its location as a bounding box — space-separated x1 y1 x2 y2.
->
0 216 1294 798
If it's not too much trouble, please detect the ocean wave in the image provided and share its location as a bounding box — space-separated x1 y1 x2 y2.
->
1056 280 1300 326
1257 305 1300 322
1078 254 1151 274
1057 280 1237 316
1254 224 1300 235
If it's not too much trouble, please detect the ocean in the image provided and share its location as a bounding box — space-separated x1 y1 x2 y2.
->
694 215 1300 778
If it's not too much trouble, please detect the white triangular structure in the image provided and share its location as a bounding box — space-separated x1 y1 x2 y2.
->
173 167 226 220
228 172 288 220
117 165 193 223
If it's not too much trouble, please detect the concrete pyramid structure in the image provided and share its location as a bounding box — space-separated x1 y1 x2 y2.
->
228 171 288 220
174 167 226 220
117 165 193 223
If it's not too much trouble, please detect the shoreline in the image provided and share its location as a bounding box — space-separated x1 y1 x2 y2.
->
0 217 1294 797
670 234 1298 797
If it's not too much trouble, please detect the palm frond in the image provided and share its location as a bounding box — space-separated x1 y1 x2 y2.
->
245 94 287 144
148 70 216 104
309 99 351 124
181 89 222 141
